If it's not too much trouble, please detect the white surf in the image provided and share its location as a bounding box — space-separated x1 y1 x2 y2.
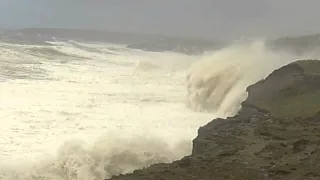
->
0 40 317 180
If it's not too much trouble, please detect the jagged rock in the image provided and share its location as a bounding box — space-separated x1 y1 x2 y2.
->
107 60 320 180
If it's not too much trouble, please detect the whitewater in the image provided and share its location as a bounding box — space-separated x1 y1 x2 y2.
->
0 40 316 180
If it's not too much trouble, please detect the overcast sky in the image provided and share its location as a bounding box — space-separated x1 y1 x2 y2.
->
0 0 319 39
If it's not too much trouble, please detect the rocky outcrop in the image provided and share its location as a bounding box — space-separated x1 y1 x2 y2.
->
267 35 320 55
244 60 320 118
108 60 320 180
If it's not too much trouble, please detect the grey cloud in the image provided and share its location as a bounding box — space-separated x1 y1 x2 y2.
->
0 0 319 39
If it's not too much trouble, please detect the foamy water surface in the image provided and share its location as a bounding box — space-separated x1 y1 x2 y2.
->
0 41 214 179
0 40 313 179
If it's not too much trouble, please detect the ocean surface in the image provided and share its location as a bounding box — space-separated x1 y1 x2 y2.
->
0 32 318 179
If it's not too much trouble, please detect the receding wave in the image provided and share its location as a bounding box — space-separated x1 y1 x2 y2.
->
0 45 49 80
0 64 48 80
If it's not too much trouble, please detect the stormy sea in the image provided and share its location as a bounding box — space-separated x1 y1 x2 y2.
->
0 28 319 180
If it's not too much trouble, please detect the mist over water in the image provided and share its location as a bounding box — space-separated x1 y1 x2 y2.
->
0 39 318 180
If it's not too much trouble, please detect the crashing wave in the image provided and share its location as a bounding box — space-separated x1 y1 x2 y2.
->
186 41 298 116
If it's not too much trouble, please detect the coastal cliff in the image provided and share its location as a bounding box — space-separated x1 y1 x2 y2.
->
108 60 320 180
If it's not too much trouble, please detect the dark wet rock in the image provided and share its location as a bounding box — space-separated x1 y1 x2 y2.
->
107 60 320 180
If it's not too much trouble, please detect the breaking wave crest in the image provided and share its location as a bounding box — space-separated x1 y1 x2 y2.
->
134 60 161 72
186 40 299 116
1 133 190 180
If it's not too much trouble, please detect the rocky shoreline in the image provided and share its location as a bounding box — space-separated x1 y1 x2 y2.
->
107 60 320 180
